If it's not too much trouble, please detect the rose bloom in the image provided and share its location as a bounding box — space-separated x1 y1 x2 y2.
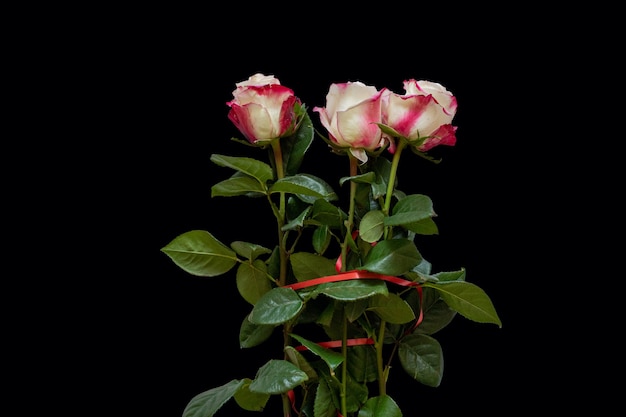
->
383 79 458 152
313 81 388 164
227 73 300 144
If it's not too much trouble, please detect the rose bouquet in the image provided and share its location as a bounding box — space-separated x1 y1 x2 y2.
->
161 73 501 417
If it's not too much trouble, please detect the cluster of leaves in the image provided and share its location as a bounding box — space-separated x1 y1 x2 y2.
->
162 109 501 417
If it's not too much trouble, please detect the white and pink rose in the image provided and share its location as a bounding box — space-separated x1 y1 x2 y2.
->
313 81 388 164
382 79 458 152
227 73 300 144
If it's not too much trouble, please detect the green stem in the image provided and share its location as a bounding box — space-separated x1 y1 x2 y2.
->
340 153 359 272
270 140 292 417
282 394 291 417
375 138 408 395
382 139 407 240
270 140 288 287
337 154 359 417
376 319 387 396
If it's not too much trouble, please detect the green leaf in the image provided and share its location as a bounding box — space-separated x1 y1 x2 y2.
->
343 372 369 413
433 269 466 282
371 156 393 200
282 206 312 231
385 194 435 226
353 182 376 218
403 257 433 279
182 379 245 417
368 293 415 324
406 287 456 335
283 111 314 176
345 299 368 323
286 193 309 219
361 239 422 276
359 210 385 243
236 260 272 305
312 225 332 255
317 279 388 301
311 199 346 228
270 174 338 202
347 345 378 383
291 333 344 371
425 281 502 327
316 300 339 331
339 171 376 186
284 346 319 381
248 359 309 394
398 333 444 387
210 154 273 183
290 252 337 282
239 314 275 348
249 287 303 325
210 175 266 197
160 230 237 277
358 394 403 417
230 241 271 261
403 217 439 235
233 378 270 412
314 373 341 417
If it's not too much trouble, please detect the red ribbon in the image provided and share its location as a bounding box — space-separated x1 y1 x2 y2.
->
294 337 375 351
284 269 420 291
284 269 424 349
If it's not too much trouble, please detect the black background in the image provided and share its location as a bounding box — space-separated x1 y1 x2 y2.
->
13 3 618 415
67 9 572 417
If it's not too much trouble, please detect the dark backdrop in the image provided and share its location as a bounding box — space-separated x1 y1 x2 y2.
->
15 3 606 415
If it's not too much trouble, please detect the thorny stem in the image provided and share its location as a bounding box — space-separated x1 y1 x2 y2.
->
377 139 407 395
340 153 359 272
270 139 293 417
383 139 407 239
270 140 288 287
334 153 359 417
376 319 387 396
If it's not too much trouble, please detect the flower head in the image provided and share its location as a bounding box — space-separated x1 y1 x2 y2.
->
383 79 458 152
227 73 301 144
313 81 388 163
